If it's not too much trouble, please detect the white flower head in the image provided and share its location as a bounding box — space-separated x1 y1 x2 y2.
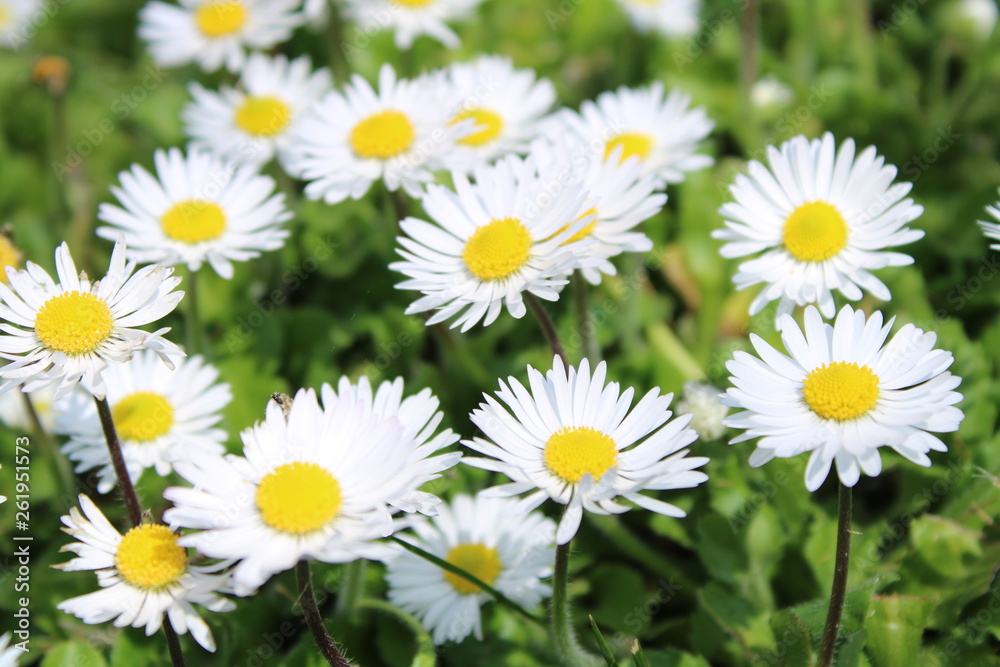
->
612 0 701 37
464 356 710 544
713 133 925 324
97 147 292 279
676 381 728 441
164 385 460 595
722 305 964 491
342 0 484 50
0 631 22 665
55 495 236 652
386 493 555 644
55 350 231 494
977 191 1000 251
750 75 794 109
184 53 333 168
0 0 43 51
284 64 468 204
551 81 714 185
138 0 305 73
389 153 597 332
0 240 183 400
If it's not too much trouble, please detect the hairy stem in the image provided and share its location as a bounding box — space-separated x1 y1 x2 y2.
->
818 483 853 667
296 560 352 667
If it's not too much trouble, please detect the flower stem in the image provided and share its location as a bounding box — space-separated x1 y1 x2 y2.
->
296 560 352 667
326 1 350 80
389 535 546 628
526 293 567 364
818 483 853 667
162 622 187 667
551 540 601 667
93 396 142 526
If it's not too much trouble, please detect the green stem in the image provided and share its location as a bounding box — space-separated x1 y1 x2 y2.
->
389 536 546 628
356 599 436 667
818 483 853 667
21 392 75 500
572 273 599 363
335 560 366 620
326 1 350 80
162 623 187 667
296 561 352 667
739 0 761 150
526 293 567 365
93 396 142 526
551 540 601 667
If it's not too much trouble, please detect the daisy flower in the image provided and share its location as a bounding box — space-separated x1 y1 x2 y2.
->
0 0 42 50
440 55 557 171
342 0 483 49
0 632 22 665
0 240 183 400
284 64 468 204
721 305 964 491
553 81 714 184
612 0 701 37
55 495 235 652
533 137 664 284
386 493 555 644
54 350 231 494
464 356 710 544
712 133 925 321
164 386 461 595
321 375 461 515
138 0 305 73
183 53 332 168
97 147 292 279
389 154 595 332
675 381 728 441
977 192 1000 250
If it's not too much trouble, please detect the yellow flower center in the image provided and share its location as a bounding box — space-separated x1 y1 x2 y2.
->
802 361 880 421
443 543 503 595
114 524 188 590
256 462 342 534
0 236 21 283
195 0 247 38
546 206 599 245
462 217 533 281
0 6 10 30
452 108 505 147
34 291 114 355
544 426 618 484
113 392 174 443
393 0 434 6
782 201 849 262
161 200 227 244
235 95 292 137
604 132 655 163
349 110 415 160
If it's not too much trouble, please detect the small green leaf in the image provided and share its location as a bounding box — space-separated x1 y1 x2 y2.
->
43 641 110 667
589 615 620 666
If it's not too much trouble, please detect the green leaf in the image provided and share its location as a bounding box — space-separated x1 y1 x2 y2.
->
764 610 813 667
865 595 935 667
910 516 983 578
589 616 620 666
43 641 110 667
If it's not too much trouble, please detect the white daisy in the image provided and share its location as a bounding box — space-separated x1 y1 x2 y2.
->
713 133 925 321
183 53 332 168
552 81 714 184
321 375 461 515
54 350 231 494
464 356 711 544
55 495 235 652
342 0 483 49
163 386 461 595
0 0 42 51
284 64 468 204
0 240 183 401
675 381 728 441
386 493 555 644
0 632 21 666
721 305 964 491
96 147 292 280
532 137 664 284
389 154 595 332
977 192 1000 250
138 0 305 73
439 55 557 171
612 0 701 37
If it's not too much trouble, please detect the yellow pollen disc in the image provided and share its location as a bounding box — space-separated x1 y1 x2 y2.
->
114 524 188 590
0 6 9 29
34 291 114 355
113 392 174 443
544 426 618 484
604 132 654 162
443 543 503 595
452 108 505 147
161 200 227 244
256 462 342 534
0 236 21 283
349 110 416 159
195 0 247 38
235 95 292 137
802 361 880 421
462 217 533 281
782 201 849 262
393 0 434 6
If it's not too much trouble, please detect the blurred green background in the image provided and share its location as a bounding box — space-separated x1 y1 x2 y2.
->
1 0 1000 665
